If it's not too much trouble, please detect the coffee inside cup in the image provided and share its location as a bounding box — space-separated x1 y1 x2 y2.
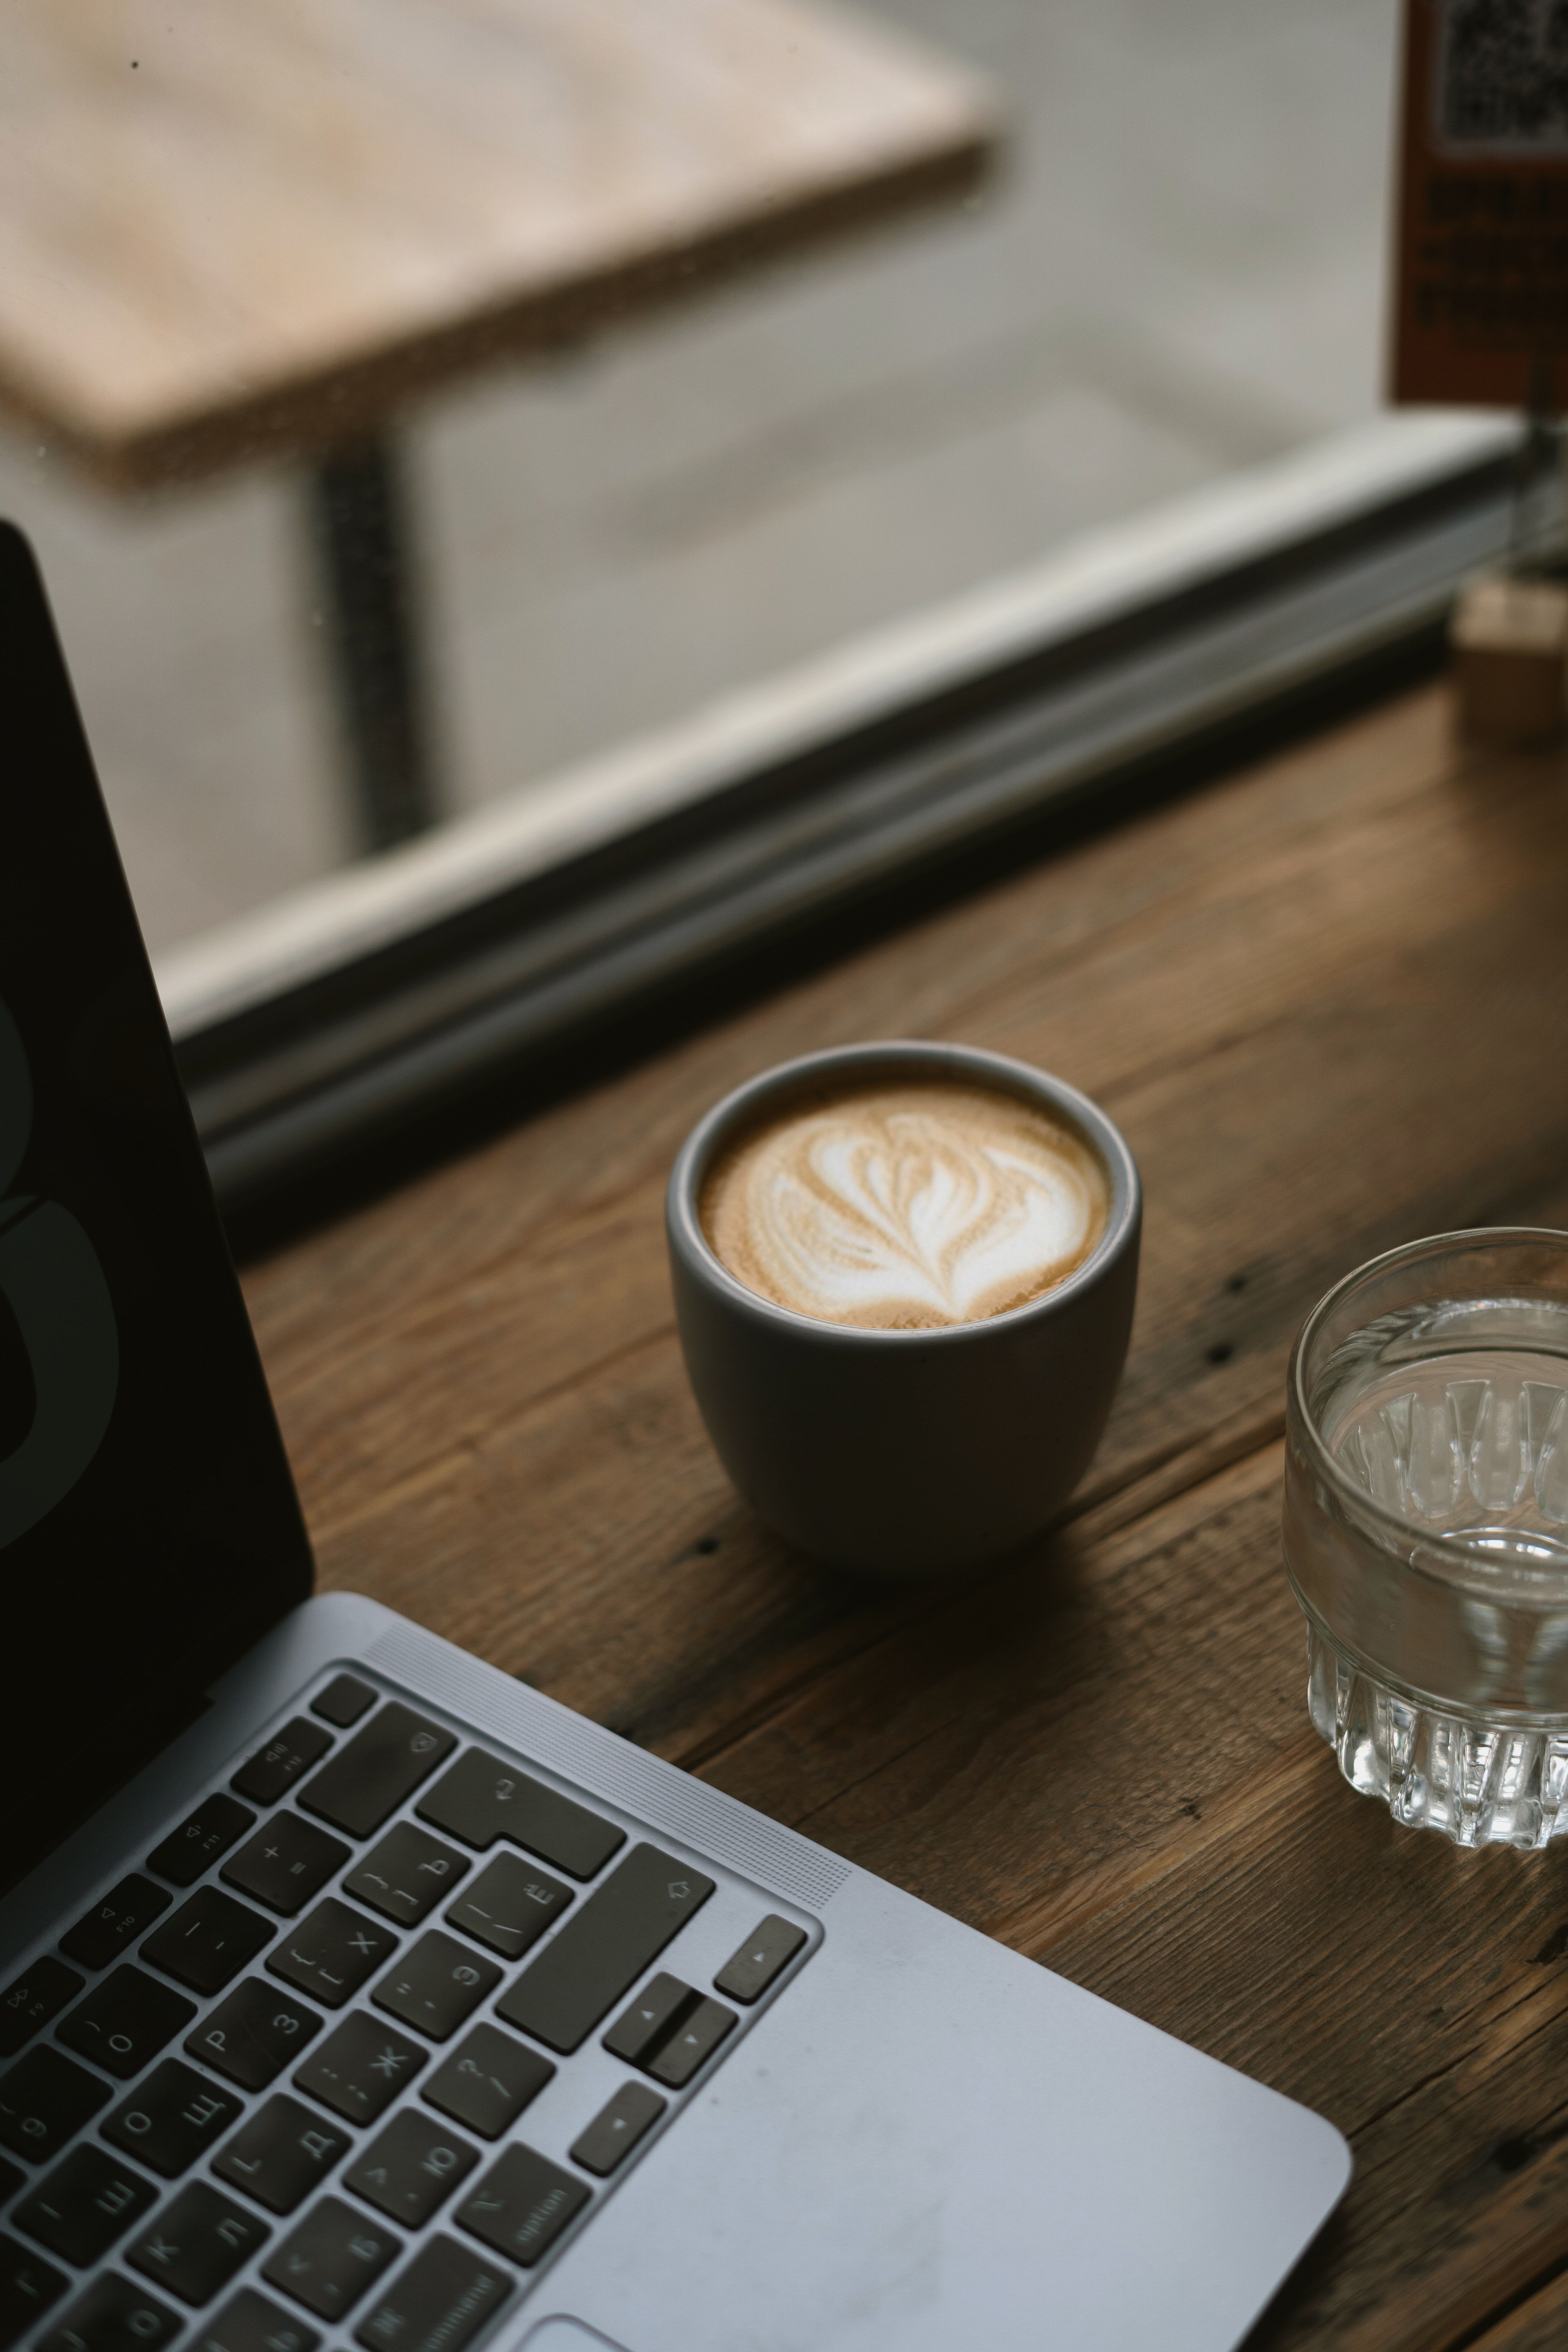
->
700 1074 1110 1331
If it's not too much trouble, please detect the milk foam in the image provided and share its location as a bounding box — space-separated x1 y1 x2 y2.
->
702 1080 1110 1330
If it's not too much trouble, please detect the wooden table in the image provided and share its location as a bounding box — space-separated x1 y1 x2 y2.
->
0 0 993 847
241 678 1568 2352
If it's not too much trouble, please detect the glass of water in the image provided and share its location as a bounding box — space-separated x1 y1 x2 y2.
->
1283 1229 1568 1849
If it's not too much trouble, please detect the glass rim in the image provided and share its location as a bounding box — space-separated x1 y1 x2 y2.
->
1289 1225 1568 1584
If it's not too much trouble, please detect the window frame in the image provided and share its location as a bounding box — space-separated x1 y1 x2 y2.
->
156 410 1517 1223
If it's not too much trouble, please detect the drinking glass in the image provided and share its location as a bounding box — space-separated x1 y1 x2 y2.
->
1283 1229 1568 1848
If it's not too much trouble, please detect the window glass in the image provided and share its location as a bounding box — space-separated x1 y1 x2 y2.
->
0 0 1397 961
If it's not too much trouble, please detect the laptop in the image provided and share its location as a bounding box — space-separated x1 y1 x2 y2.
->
0 520 1349 2352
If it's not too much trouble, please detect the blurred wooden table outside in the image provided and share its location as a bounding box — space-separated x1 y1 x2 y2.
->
0 0 994 848
241 676 1568 2352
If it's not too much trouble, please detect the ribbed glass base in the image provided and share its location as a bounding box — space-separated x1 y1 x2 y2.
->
1305 1619 1568 1849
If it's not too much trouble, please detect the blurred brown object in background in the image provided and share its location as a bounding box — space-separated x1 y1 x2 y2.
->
1450 572 1568 744
1392 0 1568 411
0 0 995 488
0 0 995 855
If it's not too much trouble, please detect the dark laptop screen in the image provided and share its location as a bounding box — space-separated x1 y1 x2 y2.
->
1 524 312 1890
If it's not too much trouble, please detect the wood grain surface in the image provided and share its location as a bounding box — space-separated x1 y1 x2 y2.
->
242 679 1568 2349
0 0 994 486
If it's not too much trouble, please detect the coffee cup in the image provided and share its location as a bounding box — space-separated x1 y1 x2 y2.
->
665 1040 1141 1574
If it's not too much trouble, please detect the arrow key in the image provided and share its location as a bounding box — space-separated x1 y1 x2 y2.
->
601 1975 696 2067
713 1915 808 2005
568 2082 666 2177
646 1997 736 2089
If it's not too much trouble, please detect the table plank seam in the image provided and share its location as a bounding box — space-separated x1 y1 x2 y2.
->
1462 2255 1568 2352
985 1735 1325 1963
308 1321 677 1548
932 747 1461 1013
675 1433 1292 1785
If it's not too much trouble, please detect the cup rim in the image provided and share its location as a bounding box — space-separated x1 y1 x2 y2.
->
666 1038 1141 1346
1289 1224 1568 1588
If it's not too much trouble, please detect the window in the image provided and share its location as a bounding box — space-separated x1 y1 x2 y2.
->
0 0 1514 1214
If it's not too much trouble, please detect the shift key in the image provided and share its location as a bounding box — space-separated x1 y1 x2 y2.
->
496 1846 713 2054
298 1706 456 1838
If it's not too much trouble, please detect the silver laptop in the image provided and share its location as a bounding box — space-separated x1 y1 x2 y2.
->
0 521 1348 2352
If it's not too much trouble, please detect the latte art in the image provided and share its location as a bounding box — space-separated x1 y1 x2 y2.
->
701 1080 1110 1330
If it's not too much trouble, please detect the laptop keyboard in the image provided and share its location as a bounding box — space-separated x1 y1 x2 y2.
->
0 1674 813 2352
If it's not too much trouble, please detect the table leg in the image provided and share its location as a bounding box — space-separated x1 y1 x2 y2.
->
306 434 439 853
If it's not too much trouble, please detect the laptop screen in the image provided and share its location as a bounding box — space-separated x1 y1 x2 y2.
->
1 524 313 1892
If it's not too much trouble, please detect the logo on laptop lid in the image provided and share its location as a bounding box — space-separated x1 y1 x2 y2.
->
0 991 118 1548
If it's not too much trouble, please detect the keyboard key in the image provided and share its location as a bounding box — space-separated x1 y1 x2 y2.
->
372 1935 500 2044
0 2159 22 2201
292 2014 426 2129
420 2026 553 2143
102 2061 242 2179
36 2273 180 2352
343 2112 478 2229
141 1889 275 1996
197 2287 321 2352
416 1751 622 1882
187 1981 323 2092
0 2047 111 2164
442 1855 569 1961
0 2232 67 2348
232 1724 334 1810
646 1996 736 2088
212 2098 352 2217
13 2146 156 2266
147 1798 257 1891
714 1914 808 2004
222 1818 352 1918
311 1679 375 1730
568 2082 666 2178
602 1973 697 2066
344 1826 468 1929
262 2197 400 2321
61 1879 171 1974
353 2235 511 2352
454 2145 588 2269
298 1708 455 1841
57 1969 196 2078
495 1844 714 2055
268 1902 397 2011
0 1961 84 2060
127 2182 270 2307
